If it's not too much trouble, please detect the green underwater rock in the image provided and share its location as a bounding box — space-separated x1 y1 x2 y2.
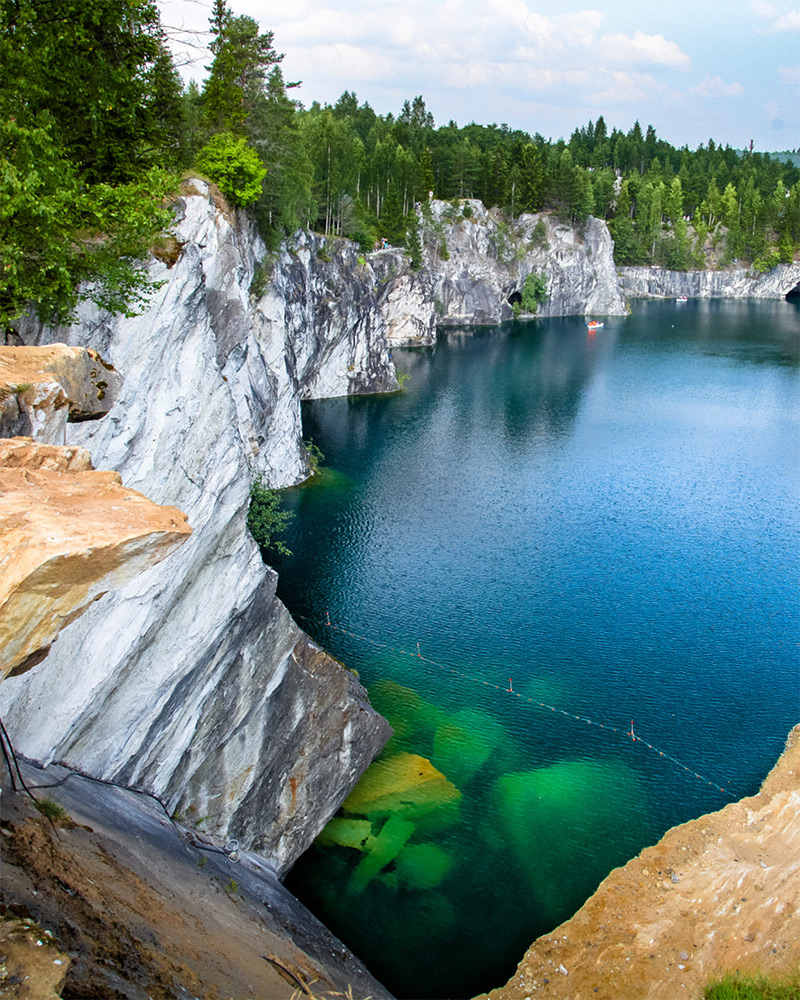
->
315 817 374 851
368 679 444 750
349 815 416 894
394 842 453 890
495 758 650 924
431 706 506 786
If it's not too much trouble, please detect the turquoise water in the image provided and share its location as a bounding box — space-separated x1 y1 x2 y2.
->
275 299 800 1000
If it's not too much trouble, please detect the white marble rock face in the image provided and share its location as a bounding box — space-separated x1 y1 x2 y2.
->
617 262 800 298
0 181 393 875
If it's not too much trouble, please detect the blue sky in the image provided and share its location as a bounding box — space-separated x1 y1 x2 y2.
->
158 0 800 151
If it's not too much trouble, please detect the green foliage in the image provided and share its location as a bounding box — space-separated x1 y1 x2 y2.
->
0 0 179 184
493 221 517 264
202 6 282 136
247 477 292 558
703 969 800 1000
530 218 549 250
520 270 549 313
0 118 174 334
225 877 239 894
196 133 266 207
304 438 325 474
249 255 275 298
405 212 423 270
0 0 182 336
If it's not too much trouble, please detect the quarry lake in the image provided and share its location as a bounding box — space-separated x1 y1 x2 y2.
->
275 299 800 1000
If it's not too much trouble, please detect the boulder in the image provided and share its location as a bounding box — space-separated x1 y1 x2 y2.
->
0 344 121 444
0 438 191 679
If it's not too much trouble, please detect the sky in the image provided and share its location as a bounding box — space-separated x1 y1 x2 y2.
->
158 0 800 152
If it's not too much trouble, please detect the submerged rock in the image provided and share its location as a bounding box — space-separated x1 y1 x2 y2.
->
432 707 506 786
495 758 650 924
342 752 461 820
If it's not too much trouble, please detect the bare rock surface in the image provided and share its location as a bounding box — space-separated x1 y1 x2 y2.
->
0 344 121 443
618 263 800 299
0 438 190 680
0 758 392 1000
377 201 628 346
477 725 800 1000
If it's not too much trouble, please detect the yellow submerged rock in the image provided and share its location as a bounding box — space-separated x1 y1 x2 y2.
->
342 752 461 819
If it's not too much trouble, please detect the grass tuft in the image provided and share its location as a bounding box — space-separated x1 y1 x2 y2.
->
704 969 800 1000
33 798 69 824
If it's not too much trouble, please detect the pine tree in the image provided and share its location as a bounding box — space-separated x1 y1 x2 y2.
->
517 144 544 213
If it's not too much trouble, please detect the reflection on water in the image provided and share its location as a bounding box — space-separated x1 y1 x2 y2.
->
277 300 800 999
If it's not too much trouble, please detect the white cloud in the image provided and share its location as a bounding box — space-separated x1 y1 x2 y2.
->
751 1 778 16
691 75 745 97
778 64 800 83
752 2 800 30
599 31 690 69
301 43 399 82
768 8 800 29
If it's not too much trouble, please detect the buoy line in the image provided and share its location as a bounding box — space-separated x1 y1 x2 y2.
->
295 611 735 798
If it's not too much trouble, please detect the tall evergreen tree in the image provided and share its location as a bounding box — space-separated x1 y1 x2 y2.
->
0 0 176 336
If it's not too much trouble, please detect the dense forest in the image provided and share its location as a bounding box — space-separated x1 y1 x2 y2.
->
2 0 799 336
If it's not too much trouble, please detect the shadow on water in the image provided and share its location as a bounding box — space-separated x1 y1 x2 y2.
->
277 300 800 999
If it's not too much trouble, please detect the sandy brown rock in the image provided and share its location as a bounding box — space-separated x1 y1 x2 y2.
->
0 915 70 999
479 725 800 1000
0 439 191 679
0 344 121 444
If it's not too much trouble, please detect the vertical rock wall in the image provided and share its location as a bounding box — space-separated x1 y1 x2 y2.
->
0 181 392 876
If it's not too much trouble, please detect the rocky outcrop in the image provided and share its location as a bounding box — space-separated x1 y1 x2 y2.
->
378 201 628 345
0 180 391 876
618 262 800 299
0 438 191 679
478 725 800 1000
0 344 121 443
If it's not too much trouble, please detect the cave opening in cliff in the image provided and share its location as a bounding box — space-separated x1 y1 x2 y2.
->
786 281 800 300
507 290 521 306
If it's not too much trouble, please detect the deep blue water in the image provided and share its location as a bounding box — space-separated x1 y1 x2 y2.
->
275 299 800 1000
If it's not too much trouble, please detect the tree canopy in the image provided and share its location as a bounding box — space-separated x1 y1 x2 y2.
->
2 0 798 338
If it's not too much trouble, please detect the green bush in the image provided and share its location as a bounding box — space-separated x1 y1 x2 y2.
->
196 132 266 207
520 270 549 312
247 477 292 557
305 439 324 475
